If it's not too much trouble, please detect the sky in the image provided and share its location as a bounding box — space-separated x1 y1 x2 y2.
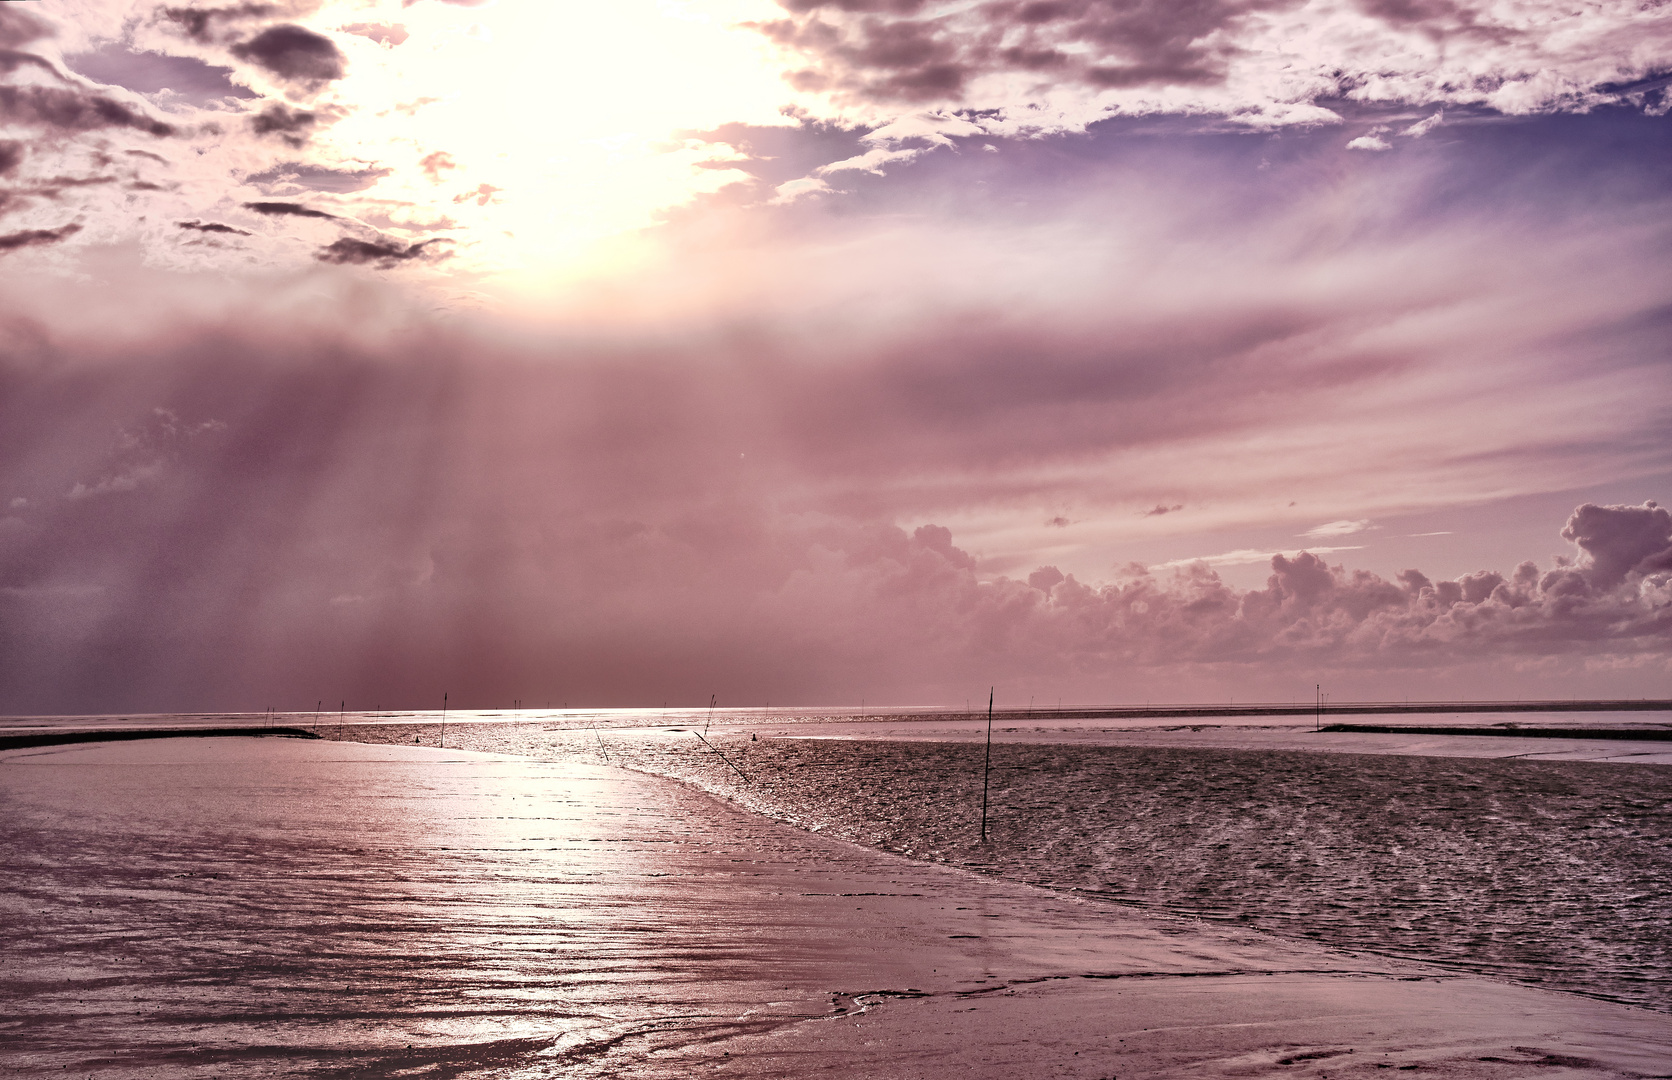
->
0 0 1669 714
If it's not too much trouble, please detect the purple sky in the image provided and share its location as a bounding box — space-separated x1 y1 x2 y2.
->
1 0 1669 712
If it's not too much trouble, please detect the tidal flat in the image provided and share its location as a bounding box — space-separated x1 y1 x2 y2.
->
337 721 1672 1014
4 729 1669 1078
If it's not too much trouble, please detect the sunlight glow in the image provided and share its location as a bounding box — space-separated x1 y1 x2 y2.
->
319 0 801 288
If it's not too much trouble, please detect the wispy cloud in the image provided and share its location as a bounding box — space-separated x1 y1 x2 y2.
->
1153 545 1365 570
1300 519 1374 539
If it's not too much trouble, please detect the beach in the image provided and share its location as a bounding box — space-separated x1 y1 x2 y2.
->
2 730 1668 1077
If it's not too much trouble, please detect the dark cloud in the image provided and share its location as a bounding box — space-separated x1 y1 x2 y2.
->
0 5 53 49
1144 503 1184 516
1028 565 1066 590
1353 0 1513 43
229 24 345 86
248 162 391 194
756 0 1670 118
0 85 176 136
0 223 81 253
177 219 252 235
249 102 316 146
757 0 1290 105
0 48 60 77
0 140 23 177
242 200 337 219
0 302 1666 714
315 236 448 268
1560 501 1672 589
161 4 279 44
28 175 118 195
64 46 256 104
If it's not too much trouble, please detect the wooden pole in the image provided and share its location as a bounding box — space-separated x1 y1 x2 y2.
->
441 692 448 748
980 687 994 843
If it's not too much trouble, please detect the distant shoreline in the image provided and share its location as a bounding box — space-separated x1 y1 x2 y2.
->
950 699 1672 723
0 727 321 752
1320 722 1672 741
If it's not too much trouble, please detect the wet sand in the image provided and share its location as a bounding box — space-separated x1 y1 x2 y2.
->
2 737 1668 1078
334 716 1672 1012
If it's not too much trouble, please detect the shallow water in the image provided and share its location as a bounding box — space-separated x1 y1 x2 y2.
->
336 722 1672 1014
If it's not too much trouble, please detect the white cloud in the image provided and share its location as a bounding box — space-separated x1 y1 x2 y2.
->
1346 135 1392 152
1403 111 1444 138
1153 544 1365 570
1301 520 1374 539
769 176 833 204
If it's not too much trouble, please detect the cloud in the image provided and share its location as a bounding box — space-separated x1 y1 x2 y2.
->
1029 565 1066 591
0 5 54 49
0 85 176 137
1346 135 1392 152
0 259 1666 713
1154 545 1366 569
1301 519 1372 539
1560 501 1672 589
451 183 499 207
0 224 82 253
61 408 224 502
756 0 1672 132
1403 110 1444 138
177 219 251 235
314 236 448 267
340 23 409 47
419 151 456 182
1144 504 1183 517
229 24 346 87
248 162 391 194
160 4 281 44
248 103 316 145
0 140 23 177
242 200 337 219
757 0 1260 106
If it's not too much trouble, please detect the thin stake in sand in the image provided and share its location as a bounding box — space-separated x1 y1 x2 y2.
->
980 687 994 843
441 691 447 749
694 728 748 783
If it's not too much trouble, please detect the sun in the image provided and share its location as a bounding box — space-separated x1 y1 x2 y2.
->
320 0 805 291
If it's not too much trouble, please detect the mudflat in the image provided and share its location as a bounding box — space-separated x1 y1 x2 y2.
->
1 737 1667 1078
